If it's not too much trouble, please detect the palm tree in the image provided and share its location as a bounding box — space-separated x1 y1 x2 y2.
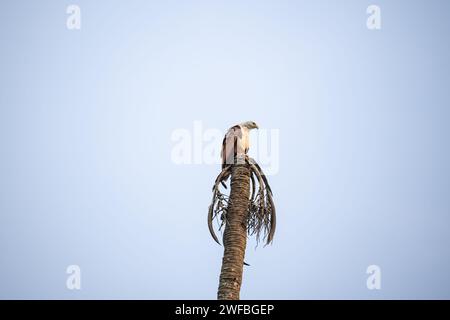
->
208 155 276 300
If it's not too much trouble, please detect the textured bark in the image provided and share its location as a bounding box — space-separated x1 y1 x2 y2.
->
217 164 250 300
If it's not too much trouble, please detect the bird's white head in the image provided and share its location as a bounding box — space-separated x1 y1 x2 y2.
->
240 121 259 130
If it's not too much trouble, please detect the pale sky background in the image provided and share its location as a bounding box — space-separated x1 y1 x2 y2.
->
1 0 449 299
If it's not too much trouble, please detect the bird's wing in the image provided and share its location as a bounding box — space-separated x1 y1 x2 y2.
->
221 125 245 168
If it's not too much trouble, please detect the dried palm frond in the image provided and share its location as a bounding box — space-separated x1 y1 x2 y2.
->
208 156 276 246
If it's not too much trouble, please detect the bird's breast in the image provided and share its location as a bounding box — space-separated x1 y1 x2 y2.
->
242 128 250 150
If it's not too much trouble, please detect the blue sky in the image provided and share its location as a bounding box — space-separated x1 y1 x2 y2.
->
0 0 449 299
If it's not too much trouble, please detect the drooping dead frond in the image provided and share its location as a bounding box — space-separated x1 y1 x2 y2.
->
247 156 276 245
208 156 276 246
208 165 231 244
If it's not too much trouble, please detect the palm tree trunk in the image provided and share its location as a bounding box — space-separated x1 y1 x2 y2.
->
217 164 250 300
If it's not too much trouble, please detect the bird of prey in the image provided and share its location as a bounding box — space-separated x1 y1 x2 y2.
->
220 121 259 185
